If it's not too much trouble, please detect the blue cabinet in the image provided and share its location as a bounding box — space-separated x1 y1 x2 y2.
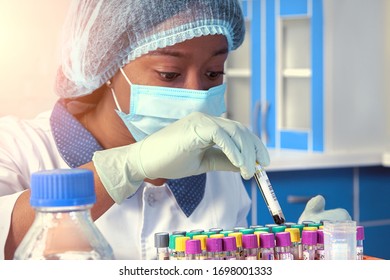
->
251 0 324 151
359 166 390 259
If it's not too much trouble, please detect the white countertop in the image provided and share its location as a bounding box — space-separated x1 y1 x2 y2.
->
265 149 390 172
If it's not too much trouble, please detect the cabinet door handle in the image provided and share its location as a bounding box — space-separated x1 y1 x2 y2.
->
261 102 270 144
287 195 314 204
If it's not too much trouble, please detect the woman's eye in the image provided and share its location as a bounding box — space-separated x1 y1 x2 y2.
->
206 71 225 80
159 72 180 81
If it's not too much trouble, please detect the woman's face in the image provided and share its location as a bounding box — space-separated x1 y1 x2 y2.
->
111 34 229 113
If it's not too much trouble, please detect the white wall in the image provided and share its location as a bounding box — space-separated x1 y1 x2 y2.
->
324 0 390 153
0 0 70 118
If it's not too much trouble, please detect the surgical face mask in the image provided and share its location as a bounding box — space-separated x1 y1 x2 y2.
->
111 68 227 141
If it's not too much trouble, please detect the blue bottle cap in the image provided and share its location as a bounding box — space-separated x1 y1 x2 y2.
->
30 169 96 207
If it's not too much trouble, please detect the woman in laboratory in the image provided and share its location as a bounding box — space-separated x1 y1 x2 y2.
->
0 0 349 260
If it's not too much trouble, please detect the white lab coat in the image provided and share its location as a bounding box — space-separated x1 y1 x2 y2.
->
0 110 251 259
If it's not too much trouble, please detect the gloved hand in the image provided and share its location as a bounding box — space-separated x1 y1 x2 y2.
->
92 112 270 203
298 195 352 223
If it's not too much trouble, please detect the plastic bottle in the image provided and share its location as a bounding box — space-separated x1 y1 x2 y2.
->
323 220 357 260
356 226 365 260
275 232 294 260
154 232 170 260
14 169 114 260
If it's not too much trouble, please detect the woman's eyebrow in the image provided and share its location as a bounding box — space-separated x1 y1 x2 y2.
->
147 47 229 58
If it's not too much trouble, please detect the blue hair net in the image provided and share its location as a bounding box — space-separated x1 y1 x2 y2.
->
55 0 245 98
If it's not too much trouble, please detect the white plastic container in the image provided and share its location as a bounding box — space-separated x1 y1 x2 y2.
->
323 220 357 260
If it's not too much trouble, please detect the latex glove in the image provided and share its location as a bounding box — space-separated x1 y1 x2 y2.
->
298 195 352 223
92 112 270 203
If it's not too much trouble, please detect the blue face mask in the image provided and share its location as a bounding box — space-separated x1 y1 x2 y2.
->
111 68 227 141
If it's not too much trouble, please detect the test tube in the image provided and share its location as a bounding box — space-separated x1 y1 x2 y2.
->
175 236 190 260
172 230 186 236
283 222 297 228
209 227 224 234
301 221 315 227
254 164 285 224
239 228 255 235
316 229 325 260
259 233 275 260
275 232 294 260
185 239 201 260
206 237 223 260
254 227 270 233
228 232 244 260
285 228 302 260
356 226 365 260
220 230 234 237
242 234 259 260
168 234 184 260
193 235 208 260
154 232 170 260
265 224 280 233
302 230 317 260
222 236 238 260
272 225 287 234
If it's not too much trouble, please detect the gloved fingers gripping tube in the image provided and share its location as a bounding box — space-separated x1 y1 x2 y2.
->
92 144 145 204
195 114 269 180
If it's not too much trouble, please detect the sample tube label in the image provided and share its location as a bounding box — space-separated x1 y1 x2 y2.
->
256 175 282 216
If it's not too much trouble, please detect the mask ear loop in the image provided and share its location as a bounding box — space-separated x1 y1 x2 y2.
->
106 80 123 112
119 67 133 85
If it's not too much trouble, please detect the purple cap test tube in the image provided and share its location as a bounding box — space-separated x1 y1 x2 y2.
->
302 230 317 260
223 236 237 260
275 232 293 260
275 232 291 247
259 233 275 260
356 226 365 260
206 237 223 260
185 239 201 260
242 234 258 260
316 230 325 260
